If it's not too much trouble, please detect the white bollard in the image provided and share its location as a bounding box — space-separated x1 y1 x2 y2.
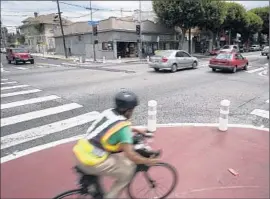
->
218 99 230 131
118 56 121 63
147 56 150 63
102 56 106 63
147 100 157 133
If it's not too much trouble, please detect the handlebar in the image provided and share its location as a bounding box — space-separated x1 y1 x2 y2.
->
133 131 154 145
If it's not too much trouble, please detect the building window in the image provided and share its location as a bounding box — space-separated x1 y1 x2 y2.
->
102 42 113 51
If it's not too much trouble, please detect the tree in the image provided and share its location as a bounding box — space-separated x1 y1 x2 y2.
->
250 6 269 36
241 11 263 44
17 35 26 45
222 2 248 41
198 0 227 48
152 0 205 51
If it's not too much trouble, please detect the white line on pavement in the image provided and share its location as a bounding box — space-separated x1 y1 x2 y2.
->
37 63 61 67
14 67 28 70
1 103 83 127
1 79 8 81
1 81 17 85
266 100 269 103
1 89 41 98
250 109 269 119
246 67 265 73
1 95 61 110
1 84 30 91
0 111 100 150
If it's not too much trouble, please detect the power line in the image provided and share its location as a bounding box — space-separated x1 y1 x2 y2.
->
59 1 149 12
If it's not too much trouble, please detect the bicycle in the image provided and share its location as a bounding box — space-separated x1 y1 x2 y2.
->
53 133 178 199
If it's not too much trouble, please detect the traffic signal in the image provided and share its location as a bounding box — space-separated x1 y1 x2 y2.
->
136 25 140 35
93 25 98 36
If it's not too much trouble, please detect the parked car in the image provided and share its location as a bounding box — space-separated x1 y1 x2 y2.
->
149 50 198 73
249 45 260 51
219 45 239 53
261 46 269 56
209 52 248 73
6 48 34 65
209 48 220 55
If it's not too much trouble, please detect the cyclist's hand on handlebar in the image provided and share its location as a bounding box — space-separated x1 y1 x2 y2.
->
145 158 160 166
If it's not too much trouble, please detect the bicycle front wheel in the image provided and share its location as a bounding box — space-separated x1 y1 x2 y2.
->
52 189 92 199
127 162 178 199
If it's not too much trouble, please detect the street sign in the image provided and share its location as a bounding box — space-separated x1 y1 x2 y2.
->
88 21 99 25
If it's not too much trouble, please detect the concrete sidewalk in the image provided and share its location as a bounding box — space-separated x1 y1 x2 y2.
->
1 125 269 198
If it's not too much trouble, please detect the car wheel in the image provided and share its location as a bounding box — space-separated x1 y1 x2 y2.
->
192 61 198 68
232 66 237 73
243 63 248 70
30 60 34 64
212 68 216 72
171 64 177 73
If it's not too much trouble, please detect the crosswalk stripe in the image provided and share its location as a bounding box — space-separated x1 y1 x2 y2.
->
246 67 265 73
37 63 61 67
1 95 61 110
250 109 269 119
266 100 269 103
1 81 17 85
1 111 100 150
14 67 28 70
1 79 8 81
1 89 41 98
1 84 30 91
1 103 83 127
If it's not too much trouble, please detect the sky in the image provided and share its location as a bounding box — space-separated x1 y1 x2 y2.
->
1 1 269 33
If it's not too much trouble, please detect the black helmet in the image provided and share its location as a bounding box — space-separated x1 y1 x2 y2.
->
115 90 139 110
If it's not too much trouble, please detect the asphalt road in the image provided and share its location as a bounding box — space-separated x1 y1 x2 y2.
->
1 51 269 158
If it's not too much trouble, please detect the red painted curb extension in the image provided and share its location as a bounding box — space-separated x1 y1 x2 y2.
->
1 127 269 198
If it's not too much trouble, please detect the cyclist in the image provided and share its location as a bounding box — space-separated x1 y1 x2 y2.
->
73 90 159 198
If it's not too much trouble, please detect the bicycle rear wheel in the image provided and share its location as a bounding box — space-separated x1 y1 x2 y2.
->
127 162 178 199
52 189 92 199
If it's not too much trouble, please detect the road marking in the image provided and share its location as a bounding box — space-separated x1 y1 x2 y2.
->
266 100 269 103
1 84 30 91
1 89 41 98
1 122 268 163
0 111 100 150
1 103 83 127
14 67 28 70
250 109 269 119
37 63 61 67
1 81 17 85
246 67 265 73
1 79 8 81
1 95 61 110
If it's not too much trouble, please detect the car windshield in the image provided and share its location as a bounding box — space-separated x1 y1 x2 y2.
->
216 53 232 60
263 46 269 50
12 49 28 53
154 51 173 57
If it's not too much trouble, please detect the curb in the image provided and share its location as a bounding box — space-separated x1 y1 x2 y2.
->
1 123 268 164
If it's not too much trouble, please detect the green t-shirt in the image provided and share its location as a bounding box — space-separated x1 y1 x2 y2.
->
107 126 133 145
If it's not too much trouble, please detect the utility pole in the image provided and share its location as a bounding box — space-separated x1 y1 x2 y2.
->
120 8 123 17
228 29 231 45
56 0 67 58
139 0 142 60
90 0 96 62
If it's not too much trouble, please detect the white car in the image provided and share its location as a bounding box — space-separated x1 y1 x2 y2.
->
219 45 239 53
261 46 269 56
249 45 260 51
148 50 198 73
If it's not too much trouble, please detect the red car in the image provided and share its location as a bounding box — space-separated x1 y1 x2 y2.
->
6 48 34 65
209 52 248 73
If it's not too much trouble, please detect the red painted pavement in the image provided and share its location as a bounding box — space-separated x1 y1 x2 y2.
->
1 126 269 198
